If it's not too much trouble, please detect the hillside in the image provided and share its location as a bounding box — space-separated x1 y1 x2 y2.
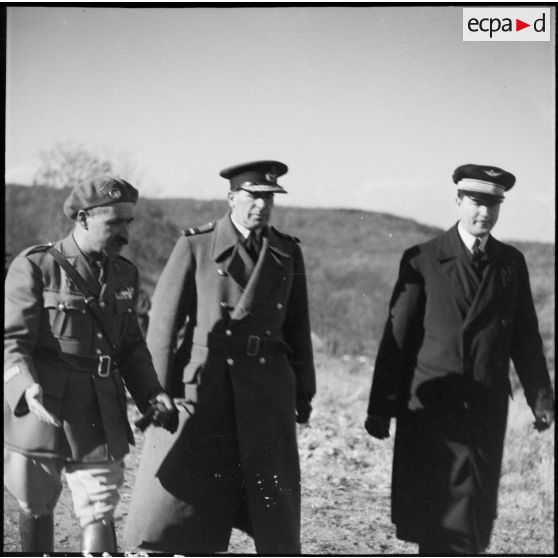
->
5 184 554 365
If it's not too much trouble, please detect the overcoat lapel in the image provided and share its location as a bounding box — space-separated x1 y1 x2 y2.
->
463 236 510 331
437 226 473 312
212 215 252 289
230 234 289 321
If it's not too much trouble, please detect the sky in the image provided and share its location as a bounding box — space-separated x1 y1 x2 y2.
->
5 6 556 242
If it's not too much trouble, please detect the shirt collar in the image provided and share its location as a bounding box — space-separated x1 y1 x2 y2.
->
230 215 257 240
72 233 105 264
457 222 488 253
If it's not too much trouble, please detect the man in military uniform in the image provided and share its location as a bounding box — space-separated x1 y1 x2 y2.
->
4 175 178 553
124 160 316 553
365 164 554 554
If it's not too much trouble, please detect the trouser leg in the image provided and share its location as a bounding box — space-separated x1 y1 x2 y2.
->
418 532 481 555
65 459 124 553
81 518 117 553
18 511 55 553
4 449 63 552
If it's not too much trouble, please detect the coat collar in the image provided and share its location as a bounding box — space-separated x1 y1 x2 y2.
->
58 234 101 295
211 213 292 262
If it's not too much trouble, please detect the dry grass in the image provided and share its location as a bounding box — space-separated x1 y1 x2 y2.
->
3 354 554 554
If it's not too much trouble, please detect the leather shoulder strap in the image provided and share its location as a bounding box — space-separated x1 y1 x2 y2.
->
47 247 119 354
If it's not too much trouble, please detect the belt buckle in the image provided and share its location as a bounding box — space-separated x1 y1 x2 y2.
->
246 335 261 357
97 355 111 378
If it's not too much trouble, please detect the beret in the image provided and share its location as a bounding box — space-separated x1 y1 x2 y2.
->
452 164 515 199
63 175 139 219
220 160 288 193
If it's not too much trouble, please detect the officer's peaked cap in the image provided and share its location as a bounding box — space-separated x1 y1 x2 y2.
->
220 160 288 193
453 164 515 200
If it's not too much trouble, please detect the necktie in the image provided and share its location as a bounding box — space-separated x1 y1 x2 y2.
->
471 238 484 278
244 231 261 262
90 257 105 284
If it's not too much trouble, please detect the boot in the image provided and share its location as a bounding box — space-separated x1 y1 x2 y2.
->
19 511 54 553
81 518 117 553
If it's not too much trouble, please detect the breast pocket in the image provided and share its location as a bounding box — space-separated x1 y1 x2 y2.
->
43 291 92 341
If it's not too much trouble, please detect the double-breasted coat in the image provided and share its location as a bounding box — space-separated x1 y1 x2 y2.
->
4 234 163 462
124 214 316 553
367 224 553 551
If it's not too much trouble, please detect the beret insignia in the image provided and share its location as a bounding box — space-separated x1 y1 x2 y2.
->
484 169 502 178
109 187 122 200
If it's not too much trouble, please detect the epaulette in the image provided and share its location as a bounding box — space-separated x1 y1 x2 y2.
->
23 242 55 256
271 227 300 244
182 221 216 237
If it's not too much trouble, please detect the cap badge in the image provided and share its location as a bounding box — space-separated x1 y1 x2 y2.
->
108 187 122 200
265 171 277 183
241 181 255 189
484 169 502 177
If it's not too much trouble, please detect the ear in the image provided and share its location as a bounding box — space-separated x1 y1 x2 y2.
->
227 191 236 208
76 210 89 230
455 196 462 207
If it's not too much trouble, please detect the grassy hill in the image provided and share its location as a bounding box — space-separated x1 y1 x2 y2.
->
5 184 554 368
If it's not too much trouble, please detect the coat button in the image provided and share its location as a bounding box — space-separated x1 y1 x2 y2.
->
265 330 271 336
97 332 103 339
99 301 106 309
225 329 232 336
57 303 65 310
276 303 283 310
226 358 234 366
96 348 102 355
220 302 228 308
259 357 266 364
217 269 225 276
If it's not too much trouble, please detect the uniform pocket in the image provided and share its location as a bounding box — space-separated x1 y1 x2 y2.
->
43 291 90 341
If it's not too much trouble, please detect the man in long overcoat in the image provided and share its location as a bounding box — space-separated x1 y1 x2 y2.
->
365 164 554 554
4 175 177 553
124 160 316 554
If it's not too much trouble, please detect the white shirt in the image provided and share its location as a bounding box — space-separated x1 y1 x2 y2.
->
230 215 262 242
457 222 488 254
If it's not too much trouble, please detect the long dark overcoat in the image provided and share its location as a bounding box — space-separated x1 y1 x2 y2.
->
124 214 316 553
4 234 162 462
367 224 552 551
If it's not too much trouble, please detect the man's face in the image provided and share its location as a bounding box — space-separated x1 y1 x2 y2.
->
456 194 501 237
83 203 135 257
228 190 274 230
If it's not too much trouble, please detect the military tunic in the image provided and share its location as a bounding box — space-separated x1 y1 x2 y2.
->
367 224 553 551
4 234 163 462
124 213 316 553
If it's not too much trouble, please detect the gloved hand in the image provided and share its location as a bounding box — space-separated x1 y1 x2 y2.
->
533 389 555 432
24 383 61 427
364 414 391 439
296 399 312 424
135 392 179 433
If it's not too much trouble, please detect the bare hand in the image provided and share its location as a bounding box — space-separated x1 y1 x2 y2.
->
364 414 390 439
24 383 61 427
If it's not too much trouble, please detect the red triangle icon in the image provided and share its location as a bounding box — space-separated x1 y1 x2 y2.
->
516 19 530 31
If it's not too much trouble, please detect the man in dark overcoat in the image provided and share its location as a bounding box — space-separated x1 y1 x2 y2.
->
124 160 316 554
4 175 177 553
365 164 554 555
